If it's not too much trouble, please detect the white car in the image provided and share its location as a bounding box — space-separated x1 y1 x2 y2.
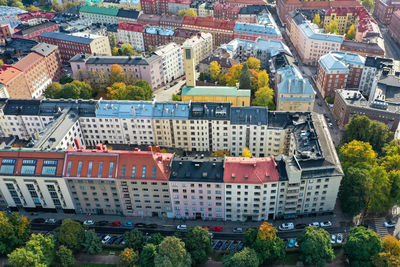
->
45 218 56 224
328 123 333 128
101 235 111 244
336 233 343 244
320 221 332 227
331 235 336 244
278 223 294 231
384 221 396 228
83 220 95 225
176 224 187 230
309 222 320 227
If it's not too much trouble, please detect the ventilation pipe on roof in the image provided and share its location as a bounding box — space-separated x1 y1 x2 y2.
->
74 138 81 149
148 145 153 152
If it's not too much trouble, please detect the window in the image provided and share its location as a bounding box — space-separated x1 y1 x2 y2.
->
109 162 114 178
132 166 136 177
21 160 37 175
77 161 83 177
42 160 57 175
122 165 126 178
98 162 103 178
66 161 72 177
0 159 15 174
152 166 156 178
142 166 146 178
88 162 93 177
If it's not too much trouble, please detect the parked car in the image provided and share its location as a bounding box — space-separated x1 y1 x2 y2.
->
222 241 230 250
384 221 396 227
295 241 299 248
98 233 105 239
45 218 56 224
84 220 95 225
108 236 118 244
102 235 111 244
135 223 146 228
96 221 109 226
331 235 336 244
288 239 295 248
278 223 294 231
320 221 332 227
177 224 187 230
328 123 333 128
336 233 343 244
208 232 214 238
31 218 45 224
55 219 63 225
114 236 124 245
309 222 320 227
212 226 223 232
110 221 121 227
215 241 223 250
145 223 158 229
232 227 243 233
123 222 133 227
237 242 244 251
203 225 211 231
229 243 236 251
295 223 306 229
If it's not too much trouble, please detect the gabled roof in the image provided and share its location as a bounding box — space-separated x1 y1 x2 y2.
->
117 9 139 19
79 4 119 16
319 53 349 71
39 31 96 44
14 52 44 72
277 65 315 96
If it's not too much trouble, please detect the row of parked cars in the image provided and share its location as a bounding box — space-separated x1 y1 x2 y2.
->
99 234 126 245
32 218 158 229
278 221 332 231
286 233 343 249
213 240 244 252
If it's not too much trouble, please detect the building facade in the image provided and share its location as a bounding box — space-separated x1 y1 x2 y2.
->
79 5 119 25
142 26 174 50
373 0 400 25
13 21 59 41
388 10 400 45
181 32 213 66
117 22 145 51
154 43 184 83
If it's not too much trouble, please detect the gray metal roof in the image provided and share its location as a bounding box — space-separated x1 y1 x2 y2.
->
39 31 96 44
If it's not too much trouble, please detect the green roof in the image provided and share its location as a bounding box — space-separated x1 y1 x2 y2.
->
80 4 119 16
182 86 251 97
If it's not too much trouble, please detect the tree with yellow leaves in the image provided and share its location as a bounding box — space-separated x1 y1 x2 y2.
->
224 64 243 86
252 86 275 109
313 13 322 28
257 70 269 89
178 9 197 17
242 147 252 157
326 18 339 34
209 61 221 82
246 57 261 71
119 248 139 267
346 24 356 40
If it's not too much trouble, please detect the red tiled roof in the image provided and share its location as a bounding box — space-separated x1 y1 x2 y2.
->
168 0 191 4
14 52 44 72
225 0 266 5
182 16 235 30
118 22 145 32
0 66 23 85
214 2 240 12
223 157 279 184
17 11 55 21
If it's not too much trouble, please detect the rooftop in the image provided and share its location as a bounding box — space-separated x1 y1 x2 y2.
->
14 52 44 72
117 22 145 32
79 4 119 16
30 43 58 56
183 16 235 31
238 5 267 15
234 22 282 37
170 156 224 183
96 100 154 118
3 99 41 115
230 107 268 125
182 86 251 97
117 9 139 19
69 54 161 66
189 102 231 120
152 102 189 119
277 65 315 97
0 66 23 86
144 26 174 36
14 21 57 37
39 32 98 44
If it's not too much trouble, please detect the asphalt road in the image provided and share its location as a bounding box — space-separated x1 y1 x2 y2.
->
153 79 186 101
380 26 400 60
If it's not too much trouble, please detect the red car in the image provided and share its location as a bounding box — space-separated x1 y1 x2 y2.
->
110 221 121 227
202 225 211 231
212 226 223 232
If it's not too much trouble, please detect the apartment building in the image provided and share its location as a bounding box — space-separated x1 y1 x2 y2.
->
70 54 164 90
79 5 119 25
238 5 267 23
287 11 344 66
373 0 400 25
17 11 55 26
214 2 239 21
31 43 63 82
388 10 400 45
340 40 385 58
316 52 365 97
143 26 174 50
13 21 59 41
0 148 75 213
117 22 145 52
38 32 111 62
234 23 282 41
276 65 315 112
168 0 191 15
154 43 183 83
181 32 213 66
169 156 225 220
160 16 183 28
197 2 215 17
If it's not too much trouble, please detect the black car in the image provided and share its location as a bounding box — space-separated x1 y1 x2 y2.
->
145 223 158 229
96 221 109 226
31 218 45 224
55 219 63 225
295 223 307 229
135 223 146 228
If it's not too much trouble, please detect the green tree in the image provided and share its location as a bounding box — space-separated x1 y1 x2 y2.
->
297 226 335 267
243 228 258 247
110 35 116 48
368 166 391 214
139 243 157 267
82 229 102 255
346 25 356 40
119 248 139 267
172 94 182 101
59 74 73 85
223 248 259 267
344 227 382 267
56 245 75 267
339 140 377 169
0 212 31 254
154 236 191 267
209 61 221 82
148 233 163 246
252 86 275 109
124 229 145 251
135 80 152 99
313 13 322 27
361 0 374 10
185 226 210 265
44 82 62 98
8 233 55 267
60 81 93 99
246 57 260 71
56 219 85 253
239 63 251 89
257 70 269 89
326 18 339 34
388 171 400 206
121 43 134 56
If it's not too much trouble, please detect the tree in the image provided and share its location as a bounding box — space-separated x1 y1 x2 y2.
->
148 233 163 245
326 18 339 34
225 65 243 86
121 43 134 56
109 64 125 85
210 150 230 157
297 226 335 267
135 80 152 99
56 219 85 253
388 171 400 206
119 248 139 267
361 0 374 10
185 226 211 265
209 61 221 82
242 147 252 157
107 82 129 100
368 166 391 214
257 70 269 89
339 140 377 169
139 243 157 267
246 57 260 71
154 236 191 267
223 248 259 267
178 9 197 17
252 86 275 109
26 5 40 12
44 82 62 98
124 229 145 251
372 235 400 267
112 47 120 56
172 94 182 101
239 63 251 89
59 74 73 85
344 226 382 267
0 212 30 254
346 25 356 40
82 229 102 255
0 59 4 66
243 228 258 247
8 233 55 267
382 235 400 256
56 245 75 267
313 13 322 27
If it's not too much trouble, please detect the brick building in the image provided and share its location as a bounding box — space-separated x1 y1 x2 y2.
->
13 21 59 41
142 26 174 50
340 40 385 58
373 0 400 25
140 0 168 15
234 22 282 41
17 11 55 25
137 14 161 26
0 24 11 46
238 5 267 23
31 43 63 82
168 0 191 15
213 2 239 21
388 10 400 45
160 15 183 28
38 32 111 62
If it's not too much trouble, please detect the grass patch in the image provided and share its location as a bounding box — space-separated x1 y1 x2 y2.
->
74 264 117 267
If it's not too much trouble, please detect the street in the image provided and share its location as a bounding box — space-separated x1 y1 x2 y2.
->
380 25 400 60
153 79 186 101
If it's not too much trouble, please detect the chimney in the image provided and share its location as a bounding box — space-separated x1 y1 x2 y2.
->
156 146 161 152
74 138 81 149
148 145 153 151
